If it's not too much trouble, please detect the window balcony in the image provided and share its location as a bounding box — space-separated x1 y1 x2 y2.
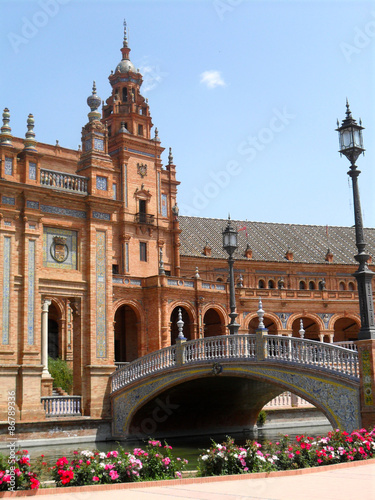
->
134 212 154 225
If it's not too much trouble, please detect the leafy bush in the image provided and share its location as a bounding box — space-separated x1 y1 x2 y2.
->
51 441 187 487
197 427 375 476
257 410 267 426
48 357 73 393
0 450 40 491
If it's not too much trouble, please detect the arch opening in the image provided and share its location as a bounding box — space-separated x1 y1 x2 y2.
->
114 305 138 362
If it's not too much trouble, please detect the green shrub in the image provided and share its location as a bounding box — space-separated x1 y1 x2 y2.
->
257 410 267 426
48 357 73 394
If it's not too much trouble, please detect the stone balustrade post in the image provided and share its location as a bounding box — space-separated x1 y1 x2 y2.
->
256 329 268 361
175 338 186 366
41 299 51 377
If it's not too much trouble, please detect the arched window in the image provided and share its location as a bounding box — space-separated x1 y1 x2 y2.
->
299 281 306 290
217 277 223 282
339 282 346 291
348 282 355 291
122 87 127 102
309 281 315 290
268 280 275 289
258 279 265 289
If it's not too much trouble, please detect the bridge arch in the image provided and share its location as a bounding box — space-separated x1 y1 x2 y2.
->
111 359 360 439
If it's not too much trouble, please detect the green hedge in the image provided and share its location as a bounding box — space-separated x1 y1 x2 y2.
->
48 357 73 394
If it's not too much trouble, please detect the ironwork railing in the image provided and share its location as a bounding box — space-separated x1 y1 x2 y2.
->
41 396 81 416
111 334 359 394
40 169 88 194
134 212 155 225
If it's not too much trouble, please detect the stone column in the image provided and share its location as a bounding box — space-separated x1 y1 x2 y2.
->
41 299 51 377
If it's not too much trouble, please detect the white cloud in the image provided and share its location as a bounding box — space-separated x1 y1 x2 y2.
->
200 70 226 89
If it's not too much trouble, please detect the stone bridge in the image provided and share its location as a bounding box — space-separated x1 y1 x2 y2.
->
110 332 360 439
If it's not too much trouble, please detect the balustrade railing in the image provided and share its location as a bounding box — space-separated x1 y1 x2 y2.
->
40 169 88 194
264 391 313 408
41 396 81 416
265 335 359 378
183 335 256 363
111 346 176 392
111 334 359 394
333 341 358 351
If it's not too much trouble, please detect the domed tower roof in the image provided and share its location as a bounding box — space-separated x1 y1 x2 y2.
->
115 20 138 74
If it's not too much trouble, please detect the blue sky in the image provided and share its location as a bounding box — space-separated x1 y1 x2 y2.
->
1 0 374 228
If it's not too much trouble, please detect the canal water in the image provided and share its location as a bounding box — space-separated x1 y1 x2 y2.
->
18 423 332 471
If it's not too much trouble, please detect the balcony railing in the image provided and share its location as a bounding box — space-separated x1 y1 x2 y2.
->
134 212 155 225
40 169 88 194
41 396 82 417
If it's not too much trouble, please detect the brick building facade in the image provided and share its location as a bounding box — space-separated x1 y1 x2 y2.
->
0 26 374 423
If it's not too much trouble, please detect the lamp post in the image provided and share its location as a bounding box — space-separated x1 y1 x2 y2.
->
336 100 375 340
222 216 240 334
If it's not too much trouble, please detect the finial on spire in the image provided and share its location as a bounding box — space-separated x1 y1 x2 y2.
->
0 108 12 145
168 147 174 165
24 114 37 152
176 308 186 341
345 97 352 119
87 81 101 121
154 127 160 142
123 19 128 47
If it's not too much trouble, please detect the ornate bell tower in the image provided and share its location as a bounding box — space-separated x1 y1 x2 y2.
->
101 21 180 278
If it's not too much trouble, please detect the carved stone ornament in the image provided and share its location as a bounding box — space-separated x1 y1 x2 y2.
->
50 236 68 263
137 162 147 178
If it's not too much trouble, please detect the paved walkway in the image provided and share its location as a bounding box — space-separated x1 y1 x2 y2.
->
27 462 375 500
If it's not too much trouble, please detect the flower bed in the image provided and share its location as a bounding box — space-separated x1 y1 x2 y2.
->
1 428 374 490
197 427 375 476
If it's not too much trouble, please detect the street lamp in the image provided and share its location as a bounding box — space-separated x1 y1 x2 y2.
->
336 100 375 340
222 216 240 334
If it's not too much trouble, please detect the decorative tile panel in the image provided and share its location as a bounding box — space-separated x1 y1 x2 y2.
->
26 200 39 209
128 148 155 158
85 139 92 151
317 313 333 329
276 312 292 329
27 240 35 345
29 162 36 180
96 176 108 191
40 204 86 219
125 242 129 273
161 194 168 217
113 183 117 200
94 138 104 151
2 237 11 344
93 211 110 221
2 196 15 205
96 231 107 358
4 157 13 175
43 228 77 269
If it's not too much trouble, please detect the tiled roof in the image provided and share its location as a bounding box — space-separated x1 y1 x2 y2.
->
178 216 375 265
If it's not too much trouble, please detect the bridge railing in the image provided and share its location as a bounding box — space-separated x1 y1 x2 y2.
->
265 335 359 378
111 345 177 392
111 334 359 393
183 335 256 362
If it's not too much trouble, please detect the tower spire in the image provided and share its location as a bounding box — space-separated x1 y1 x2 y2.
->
24 114 37 152
123 19 128 47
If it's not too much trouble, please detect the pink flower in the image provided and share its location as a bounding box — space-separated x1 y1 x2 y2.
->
109 470 119 480
92 476 100 482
